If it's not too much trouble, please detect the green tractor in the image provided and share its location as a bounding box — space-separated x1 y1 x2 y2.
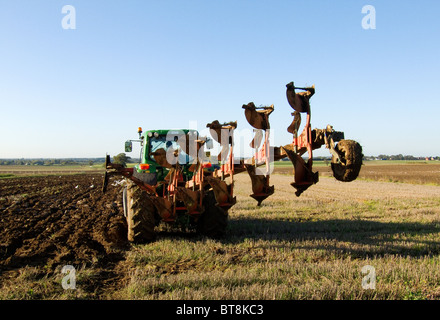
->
102 82 363 242
103 125 239 242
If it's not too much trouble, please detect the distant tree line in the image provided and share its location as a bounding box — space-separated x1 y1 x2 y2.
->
0 158 106 166
1 154 439 166
282 155 440 161
368 154 440 161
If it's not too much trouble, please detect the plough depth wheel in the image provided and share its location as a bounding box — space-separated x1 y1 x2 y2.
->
331 139 363 182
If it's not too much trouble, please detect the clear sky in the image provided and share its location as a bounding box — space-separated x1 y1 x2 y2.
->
1 0 439 159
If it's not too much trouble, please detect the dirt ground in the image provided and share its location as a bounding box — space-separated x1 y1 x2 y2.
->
0 174 129 297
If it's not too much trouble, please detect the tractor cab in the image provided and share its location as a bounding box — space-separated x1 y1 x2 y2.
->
134 129 200 183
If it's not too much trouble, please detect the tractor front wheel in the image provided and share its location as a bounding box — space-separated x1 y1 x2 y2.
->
331 139 363 182
124 180 157 242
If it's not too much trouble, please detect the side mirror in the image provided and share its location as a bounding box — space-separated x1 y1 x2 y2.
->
125 140 133 152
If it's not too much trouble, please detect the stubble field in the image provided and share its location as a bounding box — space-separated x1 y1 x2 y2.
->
1 162 440 300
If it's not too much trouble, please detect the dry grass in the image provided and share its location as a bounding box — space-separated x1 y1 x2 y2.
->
113 173 440 300
2 164 440 300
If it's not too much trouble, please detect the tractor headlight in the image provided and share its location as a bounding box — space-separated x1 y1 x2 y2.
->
148 132 153 138
154 132 159 138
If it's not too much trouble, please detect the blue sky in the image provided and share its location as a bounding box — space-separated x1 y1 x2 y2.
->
1 0 439 158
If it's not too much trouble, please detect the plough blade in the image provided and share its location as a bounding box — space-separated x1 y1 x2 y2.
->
287 111 301 135
175 187 202 214
206 120 237 145
205 177 236 210
281 144 319 197
244 164 274 206
102 171 109 193
242 103 273 130
206 120 237 162
241 102 275 205
150 197 174 222
286 82 315 113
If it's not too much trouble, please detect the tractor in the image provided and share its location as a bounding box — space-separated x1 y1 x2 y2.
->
102 82 363 242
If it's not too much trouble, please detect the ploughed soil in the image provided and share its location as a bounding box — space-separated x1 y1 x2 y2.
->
0 174 129 297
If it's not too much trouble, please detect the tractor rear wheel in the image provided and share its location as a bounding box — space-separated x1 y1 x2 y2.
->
124 180 156 242
331 139 363 182
197 190 228 238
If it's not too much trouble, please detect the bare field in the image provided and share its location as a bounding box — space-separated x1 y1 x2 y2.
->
1 163 440 300
274 161 440 185
354 162 440 185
